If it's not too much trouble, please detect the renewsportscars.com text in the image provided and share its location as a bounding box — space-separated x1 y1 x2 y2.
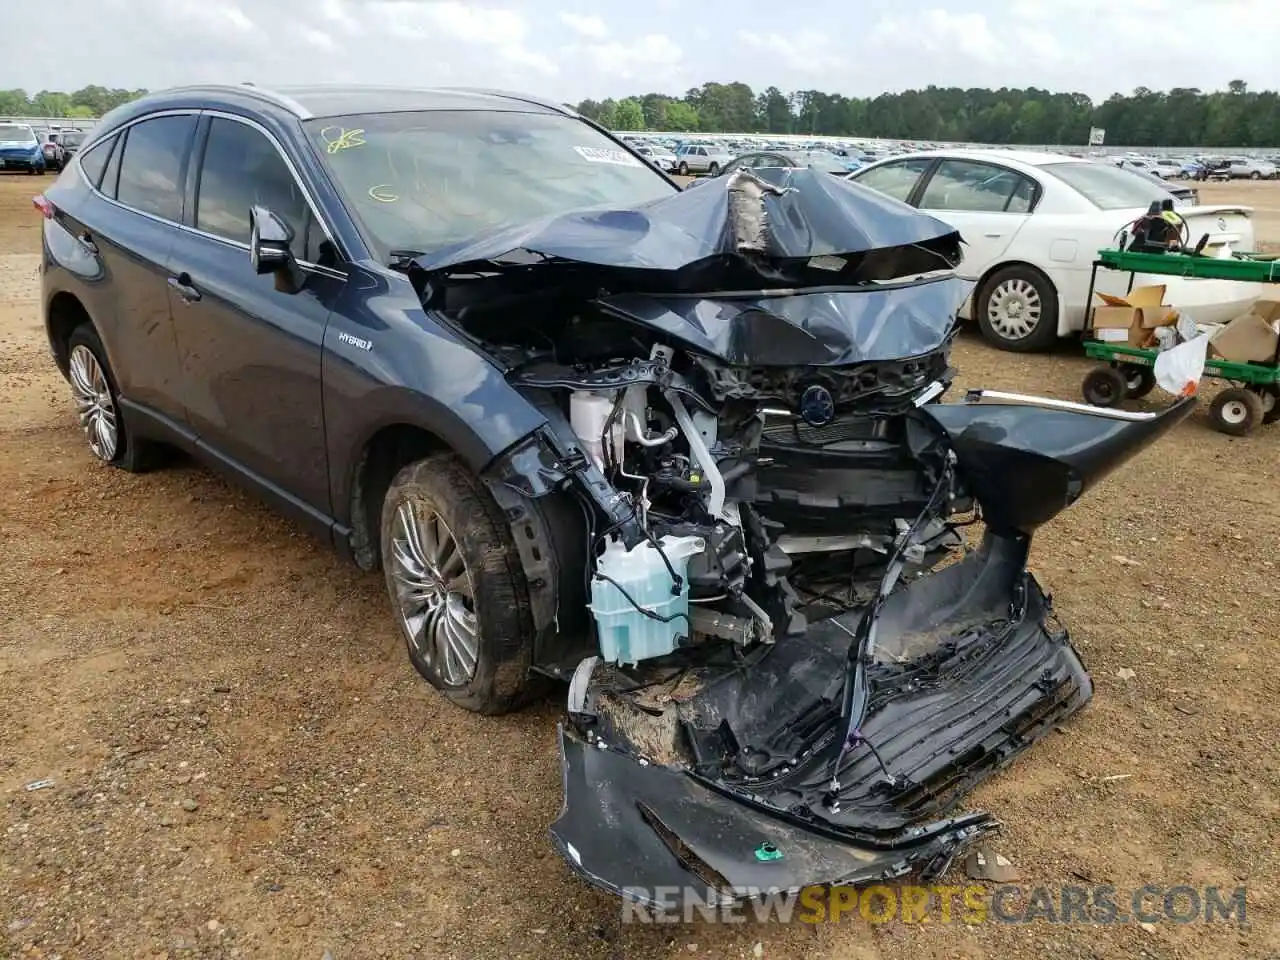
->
621 883 1248 926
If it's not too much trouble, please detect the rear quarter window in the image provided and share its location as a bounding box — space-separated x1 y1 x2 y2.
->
77 134 117 188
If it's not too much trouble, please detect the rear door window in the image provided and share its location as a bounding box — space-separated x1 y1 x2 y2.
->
920 160 1039 213
115 115 197 221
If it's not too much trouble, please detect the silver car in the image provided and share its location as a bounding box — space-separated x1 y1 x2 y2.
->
1227 156 1277 180
674 143 734 176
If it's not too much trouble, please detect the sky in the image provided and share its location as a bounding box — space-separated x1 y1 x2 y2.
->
6 0 1280 105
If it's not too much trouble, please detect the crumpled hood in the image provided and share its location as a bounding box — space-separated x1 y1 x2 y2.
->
417 168 970 367
413 167 963 283
596 277 973 366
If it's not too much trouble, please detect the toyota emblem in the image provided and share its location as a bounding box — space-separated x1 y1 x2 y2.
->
799 384 836 426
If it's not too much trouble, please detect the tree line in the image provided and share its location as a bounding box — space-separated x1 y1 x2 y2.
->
4 81 1277 148
0 86 147 120
575 80 1280 148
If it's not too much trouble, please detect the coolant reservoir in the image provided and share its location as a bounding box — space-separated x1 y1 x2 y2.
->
589 535 705 666
570 391 624 473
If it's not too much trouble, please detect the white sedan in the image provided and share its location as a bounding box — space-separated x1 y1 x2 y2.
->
848 149 1259 352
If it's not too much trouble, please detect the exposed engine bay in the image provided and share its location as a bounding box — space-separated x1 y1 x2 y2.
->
410 168 1194 905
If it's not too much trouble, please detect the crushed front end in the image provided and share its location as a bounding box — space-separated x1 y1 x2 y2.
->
412 169 1194 904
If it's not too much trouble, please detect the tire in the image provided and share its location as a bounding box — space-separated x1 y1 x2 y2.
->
1252 385 1280 425
976 265 1060 352
1251 171 1262 180
380 453 540 715
65 325 163 472
708 162 720 176
1082 366 1128 408
1119 363 1156 399
677 162 689 176
1209 387 1262 436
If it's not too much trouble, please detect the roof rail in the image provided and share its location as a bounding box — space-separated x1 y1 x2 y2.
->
439 87 577 117
158 84 315 120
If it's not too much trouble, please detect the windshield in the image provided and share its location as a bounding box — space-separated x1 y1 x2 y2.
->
305 110 675 261
0 125 36 144
61 132 85 147
1041 161 1169 210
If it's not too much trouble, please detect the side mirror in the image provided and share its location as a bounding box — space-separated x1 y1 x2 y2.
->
249 206 302 294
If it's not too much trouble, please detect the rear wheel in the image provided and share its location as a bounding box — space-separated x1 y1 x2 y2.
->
1082 365 1127 408
1252 384 1280 425
977 265 1060 352
380 453 540 715
1209 387 1263 436
65 325 162 471
1251 170 1262 180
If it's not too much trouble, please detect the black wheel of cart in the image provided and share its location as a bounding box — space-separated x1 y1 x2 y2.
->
1251 384 1280 425
1209 387 1263 436
1082 365 1128 408
1119 363 1156 399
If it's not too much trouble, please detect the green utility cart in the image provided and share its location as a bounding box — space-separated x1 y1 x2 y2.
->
1080 248 1280 436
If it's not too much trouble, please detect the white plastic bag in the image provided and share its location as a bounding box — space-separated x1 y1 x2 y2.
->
1154 332 1210 397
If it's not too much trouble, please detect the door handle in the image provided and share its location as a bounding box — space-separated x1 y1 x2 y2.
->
167 273 202 303
983 233 1005 239
77 231 98 254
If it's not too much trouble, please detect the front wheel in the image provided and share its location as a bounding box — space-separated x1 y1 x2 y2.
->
1082 366 1128 408
1251 171 1262 180
677 162 689 176
380 453 540 715
976 265 1060 352
1119 363 1156 399
708 162 720 176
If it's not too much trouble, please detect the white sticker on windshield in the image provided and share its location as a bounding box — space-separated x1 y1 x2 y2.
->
574 146 643 167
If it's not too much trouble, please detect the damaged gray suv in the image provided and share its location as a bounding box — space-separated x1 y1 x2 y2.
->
40 85 1193 904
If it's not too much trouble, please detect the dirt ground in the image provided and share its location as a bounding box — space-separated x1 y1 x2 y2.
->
2 172 1279 960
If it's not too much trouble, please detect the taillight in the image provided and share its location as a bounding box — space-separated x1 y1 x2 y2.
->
33 195 54 219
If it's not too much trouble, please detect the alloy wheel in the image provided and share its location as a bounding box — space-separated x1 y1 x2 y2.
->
389 499 479 686
986 278 1043 341
68 344 118 461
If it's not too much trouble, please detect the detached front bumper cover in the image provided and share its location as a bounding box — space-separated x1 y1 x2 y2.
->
549 395 1194 906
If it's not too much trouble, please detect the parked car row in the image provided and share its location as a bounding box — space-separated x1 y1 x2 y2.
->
1116 153 1278 181
0 122 93 174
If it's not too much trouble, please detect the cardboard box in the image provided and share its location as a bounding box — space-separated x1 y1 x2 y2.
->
1091 285 1173 347
1209 298 1280 364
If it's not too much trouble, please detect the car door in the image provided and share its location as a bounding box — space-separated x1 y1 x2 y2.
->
915 158 1037 281
167 112 347 525
72 114 198 431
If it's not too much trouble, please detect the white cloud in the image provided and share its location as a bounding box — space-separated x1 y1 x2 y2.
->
567 33 683 82
869 11 999 64
559 12 610 39
737 29 843 76
300 27 338 52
